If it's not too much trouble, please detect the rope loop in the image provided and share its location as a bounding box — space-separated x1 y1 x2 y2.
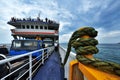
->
63 27 120 76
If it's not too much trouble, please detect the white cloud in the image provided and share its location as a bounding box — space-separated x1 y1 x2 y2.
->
77 0 109 13
59 21 71 32
77 0 95 13
103 30 120 38
0 0 119 44
0 29 13 44
96 28 120 38
59 27 120 43
82 0 93 12
0 0 74 24
0 0 75 43
96 27 120 43
59 32 73 43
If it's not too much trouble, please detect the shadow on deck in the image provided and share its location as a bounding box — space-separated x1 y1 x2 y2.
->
33 51 64 80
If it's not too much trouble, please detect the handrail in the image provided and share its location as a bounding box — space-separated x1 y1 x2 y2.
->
69 60 120 80
59 46 76 79
0 46 54 80
59 46 76 63
0 49 43 65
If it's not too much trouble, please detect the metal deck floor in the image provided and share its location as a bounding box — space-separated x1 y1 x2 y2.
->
33 51 64 80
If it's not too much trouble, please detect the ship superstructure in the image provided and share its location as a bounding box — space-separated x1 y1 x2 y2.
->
0 16 64 80
8 17 59 44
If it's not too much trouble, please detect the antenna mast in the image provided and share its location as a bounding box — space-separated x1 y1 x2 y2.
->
38 11 41 18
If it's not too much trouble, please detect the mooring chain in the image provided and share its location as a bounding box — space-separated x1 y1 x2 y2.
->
63 27 120 76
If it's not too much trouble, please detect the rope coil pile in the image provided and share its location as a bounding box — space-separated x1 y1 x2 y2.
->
63 27 120 76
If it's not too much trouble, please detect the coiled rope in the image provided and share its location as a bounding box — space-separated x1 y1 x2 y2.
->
63 27 120 76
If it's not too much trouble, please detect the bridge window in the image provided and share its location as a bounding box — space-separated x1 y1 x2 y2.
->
44 26 47 29
22 25 25 29
31 25 34 29
35 26 38 29
48 27 54 30
27 25 29 29
40 26 43 29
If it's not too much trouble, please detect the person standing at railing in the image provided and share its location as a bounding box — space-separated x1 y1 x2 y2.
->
54 42 58 51
0 45 8 56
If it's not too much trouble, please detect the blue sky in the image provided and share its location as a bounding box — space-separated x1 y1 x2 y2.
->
0 0 120 43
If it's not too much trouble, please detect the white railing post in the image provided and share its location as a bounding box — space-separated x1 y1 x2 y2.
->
1 78 5 80
0 47 55 80
47 48 49 58
29 54 32 80
42 49 44 64
50 47 52 55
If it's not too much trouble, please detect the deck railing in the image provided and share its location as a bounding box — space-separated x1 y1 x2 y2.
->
0 46 54 80
59 46 76 79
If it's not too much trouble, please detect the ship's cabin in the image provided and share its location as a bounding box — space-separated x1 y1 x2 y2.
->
7 17 59 47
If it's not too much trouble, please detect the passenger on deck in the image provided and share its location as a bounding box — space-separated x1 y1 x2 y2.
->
0 45 8 56
54 42 58 51
42 43 45 48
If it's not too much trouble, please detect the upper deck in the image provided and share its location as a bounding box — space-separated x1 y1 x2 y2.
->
7 17 59 40
8 17 59 29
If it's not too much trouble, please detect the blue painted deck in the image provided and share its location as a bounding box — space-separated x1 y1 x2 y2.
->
33 51 64 80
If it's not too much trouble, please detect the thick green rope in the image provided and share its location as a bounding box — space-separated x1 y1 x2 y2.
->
63 27 120 76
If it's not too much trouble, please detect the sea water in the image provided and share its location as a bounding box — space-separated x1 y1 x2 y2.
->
1 43 120 64
60 43 120 64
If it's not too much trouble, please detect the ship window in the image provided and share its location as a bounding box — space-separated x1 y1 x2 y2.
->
44 26 47 29
13 41 21 48
23 41 38 50
31 25 34 29
36 26 38 29
27 25 29 29
17 27 20 29
22 25 25 29
24 41 37 47
40 26 43 29
48 27 54 30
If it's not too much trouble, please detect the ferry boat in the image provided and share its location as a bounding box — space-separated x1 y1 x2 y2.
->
0 16 120 80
